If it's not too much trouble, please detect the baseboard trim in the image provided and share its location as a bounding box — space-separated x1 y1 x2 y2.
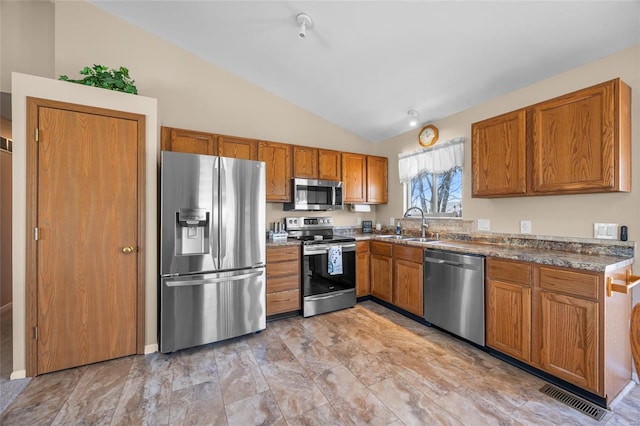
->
10 370 26 380
0 302 12 314
144 344 158 354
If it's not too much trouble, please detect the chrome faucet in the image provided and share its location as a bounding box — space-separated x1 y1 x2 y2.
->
403 207 428 238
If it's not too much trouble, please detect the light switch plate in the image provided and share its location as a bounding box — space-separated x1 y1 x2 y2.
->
477 219 491 232
593 223 619 239
390 217 396 226
520 220 532 234
356 216 362 225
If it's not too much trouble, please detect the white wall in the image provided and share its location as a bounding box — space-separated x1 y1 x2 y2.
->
11 72 158 379
0 1 54 93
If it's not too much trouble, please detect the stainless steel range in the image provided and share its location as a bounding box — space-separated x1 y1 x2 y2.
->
285 217 356 317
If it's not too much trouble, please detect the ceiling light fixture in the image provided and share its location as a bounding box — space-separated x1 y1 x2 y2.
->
408 110 419 127
296 13 313 39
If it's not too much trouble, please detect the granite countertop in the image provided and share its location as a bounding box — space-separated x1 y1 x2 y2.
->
267 231 633 272
266 239 301 248
365 235 634 273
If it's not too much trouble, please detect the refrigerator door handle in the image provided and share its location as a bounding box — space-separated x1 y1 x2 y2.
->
165 270 264 288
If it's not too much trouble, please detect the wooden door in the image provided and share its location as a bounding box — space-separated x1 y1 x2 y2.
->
318 149 341 181
355 241 370 297
366 156 388 204
342 152 367 203
535 291 599 393
292 146 318 179
258 141 291 202
160 126 216 155
471 109 527 197
486 280 531 362
27 98 144 375
531 79 628 194
217 135 257 160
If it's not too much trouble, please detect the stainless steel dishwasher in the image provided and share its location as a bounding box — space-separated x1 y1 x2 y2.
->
423 249 485 346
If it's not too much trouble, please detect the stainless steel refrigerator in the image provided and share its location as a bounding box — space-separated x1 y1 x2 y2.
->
159 151 266 353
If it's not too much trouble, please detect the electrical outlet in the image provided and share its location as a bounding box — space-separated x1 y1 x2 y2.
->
593 223 618 239
390 217 396 226
520 220 532 234
477 219 491 232
356 216 362 226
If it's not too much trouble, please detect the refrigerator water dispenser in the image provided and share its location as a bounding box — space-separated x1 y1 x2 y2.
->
175 208 210 255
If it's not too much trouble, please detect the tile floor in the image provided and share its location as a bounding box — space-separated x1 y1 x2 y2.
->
1 301 639 425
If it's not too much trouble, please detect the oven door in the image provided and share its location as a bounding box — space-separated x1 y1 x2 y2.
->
302 242 356 317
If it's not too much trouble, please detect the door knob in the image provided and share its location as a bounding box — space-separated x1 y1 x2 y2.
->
122 246 134 254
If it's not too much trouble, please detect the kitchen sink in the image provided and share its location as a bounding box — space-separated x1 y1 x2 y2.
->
403 237 436 243
376 235 406 240
376 235 437 243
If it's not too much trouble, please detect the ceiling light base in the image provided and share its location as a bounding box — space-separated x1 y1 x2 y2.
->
297 13 313 39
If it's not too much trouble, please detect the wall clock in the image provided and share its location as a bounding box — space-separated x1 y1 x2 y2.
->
418 124 439 147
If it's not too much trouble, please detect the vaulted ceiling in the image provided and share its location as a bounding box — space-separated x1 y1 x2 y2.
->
91 1 640 142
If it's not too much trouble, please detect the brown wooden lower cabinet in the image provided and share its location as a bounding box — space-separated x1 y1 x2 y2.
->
356 241 370 297
534 290 599 392
370 241 393 302
367 241 423 317
486 258 532 362
266 290 300 316
266 245 300 316
392 245 423 316
486 257 633 404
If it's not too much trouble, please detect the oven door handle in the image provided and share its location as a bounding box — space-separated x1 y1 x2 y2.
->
307 291 352 301
304 243 356 255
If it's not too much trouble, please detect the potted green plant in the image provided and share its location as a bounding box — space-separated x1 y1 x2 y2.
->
59 64 138 94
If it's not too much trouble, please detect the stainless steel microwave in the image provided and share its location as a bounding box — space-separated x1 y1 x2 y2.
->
283 178 344 211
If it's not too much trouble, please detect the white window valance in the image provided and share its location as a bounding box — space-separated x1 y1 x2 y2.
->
398 136 465 183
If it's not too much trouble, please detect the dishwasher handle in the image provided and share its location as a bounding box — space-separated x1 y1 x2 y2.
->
424 257 464 268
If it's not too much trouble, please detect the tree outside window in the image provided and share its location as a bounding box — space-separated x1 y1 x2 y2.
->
406 166 462 217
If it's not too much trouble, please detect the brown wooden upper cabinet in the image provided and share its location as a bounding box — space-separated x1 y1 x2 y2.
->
162 125 386 204
367 156 388 204
318 149 342 181
531 79 630 194
217 135 257 160
258 141 292 202
342 153 388 204
293 147 342 181
161 126 216 156
342 152 367 203
292 145 318 179
472 109 527 197
472 78 631 198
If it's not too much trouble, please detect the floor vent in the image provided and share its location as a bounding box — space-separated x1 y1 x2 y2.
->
539 384 607 421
